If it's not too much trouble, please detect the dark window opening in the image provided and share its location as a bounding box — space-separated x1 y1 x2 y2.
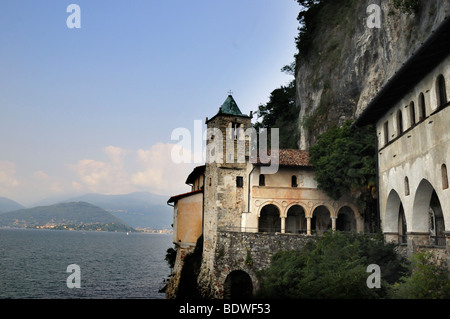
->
409 101 415 126
291 175 297 187
419 92 426 120
383 121 389 145
236 176 243 188
397 110 403 135
259 174 265 186
437 74 447 108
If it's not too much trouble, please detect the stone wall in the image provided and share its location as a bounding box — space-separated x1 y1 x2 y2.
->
198 230 315 299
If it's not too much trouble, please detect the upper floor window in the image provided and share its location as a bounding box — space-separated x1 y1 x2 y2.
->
291 175 298 188
397 110 403 136
419 92 426 120
405 176 410 196
442 164 449 190
259 174 265 186
436 74 447 108
383 121 389 145
409 101 415 126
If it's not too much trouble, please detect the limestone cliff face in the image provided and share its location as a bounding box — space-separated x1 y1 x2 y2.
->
296 0 450 149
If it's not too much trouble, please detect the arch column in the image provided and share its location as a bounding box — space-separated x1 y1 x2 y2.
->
331 216 337 231
281 216 286 234
306 217 311 235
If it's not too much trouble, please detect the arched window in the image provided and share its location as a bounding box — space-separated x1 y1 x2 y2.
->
259 174 265 186
442 164 449 190
383 121 389 145
259 204 280 233
397 110 403 135
436 74 447 108
419 92 426 120
405 176 410 196
291 175 297 187
409 101 415 126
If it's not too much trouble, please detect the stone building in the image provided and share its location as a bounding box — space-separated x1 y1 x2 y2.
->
354 17 450 264
166 94 361 298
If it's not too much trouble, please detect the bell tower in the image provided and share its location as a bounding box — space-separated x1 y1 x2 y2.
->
200 95 253 290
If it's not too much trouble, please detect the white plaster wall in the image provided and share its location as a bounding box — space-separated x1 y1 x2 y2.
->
377 55 450 234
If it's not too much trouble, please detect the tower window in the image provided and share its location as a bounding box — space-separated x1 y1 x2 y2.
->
236 176 243 188
259 174 265 186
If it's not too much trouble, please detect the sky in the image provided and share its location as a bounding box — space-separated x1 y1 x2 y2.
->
0 0 300 206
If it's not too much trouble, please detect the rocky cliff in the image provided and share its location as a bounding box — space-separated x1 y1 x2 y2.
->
296 0 450 149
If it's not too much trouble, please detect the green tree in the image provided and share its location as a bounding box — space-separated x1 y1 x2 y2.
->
257 231 406 299
308 121 377 210
390 252 450 299
165 246 177 269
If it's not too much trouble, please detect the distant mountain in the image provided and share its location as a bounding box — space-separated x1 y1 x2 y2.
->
0 201 134 232
62 192 173 229
0 197 25 214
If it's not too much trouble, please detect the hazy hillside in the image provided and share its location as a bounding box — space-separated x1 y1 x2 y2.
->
0 201 134 232
63 192 172 229
0 197 25 214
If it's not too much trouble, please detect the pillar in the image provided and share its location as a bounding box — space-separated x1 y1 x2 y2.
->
281 216 286 234
331 216 337 231
306 217 311 235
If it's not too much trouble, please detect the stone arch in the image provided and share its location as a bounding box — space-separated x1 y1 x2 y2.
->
258 204 281 233
311 205 331 234
384 189 404 233
429 191 446 246
285 204 307 234
223 270 253 299
336 206 356 232
412 179 438 233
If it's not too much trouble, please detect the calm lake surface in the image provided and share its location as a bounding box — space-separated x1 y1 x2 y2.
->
0 228 172 299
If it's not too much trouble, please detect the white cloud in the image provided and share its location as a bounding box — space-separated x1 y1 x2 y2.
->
132 142 195 195
68 143 195 196
69 146 132 195
0 161 19 196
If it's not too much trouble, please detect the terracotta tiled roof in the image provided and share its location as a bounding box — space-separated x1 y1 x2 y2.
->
256 149 311 167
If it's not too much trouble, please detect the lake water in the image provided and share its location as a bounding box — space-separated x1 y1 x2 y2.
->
0 228 173 299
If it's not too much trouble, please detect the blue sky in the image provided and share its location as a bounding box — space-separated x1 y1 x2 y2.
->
0 1 299 205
